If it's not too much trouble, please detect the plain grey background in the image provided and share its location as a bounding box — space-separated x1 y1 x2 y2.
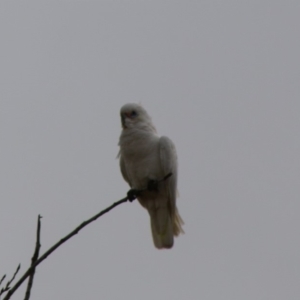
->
1 2 299 300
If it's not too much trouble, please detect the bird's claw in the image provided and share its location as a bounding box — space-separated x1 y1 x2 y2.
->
127 189 140 202
147 179 159 191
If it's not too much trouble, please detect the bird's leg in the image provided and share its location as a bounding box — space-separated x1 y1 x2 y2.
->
147 173 173 192
127 189 140 202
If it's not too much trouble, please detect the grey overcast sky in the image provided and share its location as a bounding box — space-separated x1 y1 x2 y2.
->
1 2 300 300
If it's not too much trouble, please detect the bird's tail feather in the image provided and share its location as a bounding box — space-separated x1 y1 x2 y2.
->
173 207 184 236
150 207 173 249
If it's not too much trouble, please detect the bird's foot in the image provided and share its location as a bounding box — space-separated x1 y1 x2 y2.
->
147 179 159 191
147 173 173 192
127 189 140 202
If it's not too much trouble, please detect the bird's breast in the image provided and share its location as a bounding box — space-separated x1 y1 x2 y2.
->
120 136 161 189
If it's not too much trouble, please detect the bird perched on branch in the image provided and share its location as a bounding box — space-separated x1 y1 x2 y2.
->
118 103 184 249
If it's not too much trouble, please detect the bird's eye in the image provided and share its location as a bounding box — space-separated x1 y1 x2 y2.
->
131 110 138 117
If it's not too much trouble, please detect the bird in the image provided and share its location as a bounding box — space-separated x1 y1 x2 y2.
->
118 103 184 249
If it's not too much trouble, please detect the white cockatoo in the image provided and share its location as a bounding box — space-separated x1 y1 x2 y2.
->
118 103 184 249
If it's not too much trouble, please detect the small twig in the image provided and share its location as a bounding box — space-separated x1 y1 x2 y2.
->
24 215 42 300
0 264 21 298
0 275 6 288
6 265 20 289
3 195 133 300
162 172 172 181
127 172 173 200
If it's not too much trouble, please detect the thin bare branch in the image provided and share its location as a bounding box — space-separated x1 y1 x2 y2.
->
0 275 6 288
6 265 20 289
3 195 132 300
3 174 173 300
23 215 42 300
0 264 21 298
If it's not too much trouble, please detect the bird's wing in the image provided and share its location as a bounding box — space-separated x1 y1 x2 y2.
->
158 136 178 216
119 153 132 187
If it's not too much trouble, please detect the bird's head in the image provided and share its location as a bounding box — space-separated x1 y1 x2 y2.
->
120 103 156 132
